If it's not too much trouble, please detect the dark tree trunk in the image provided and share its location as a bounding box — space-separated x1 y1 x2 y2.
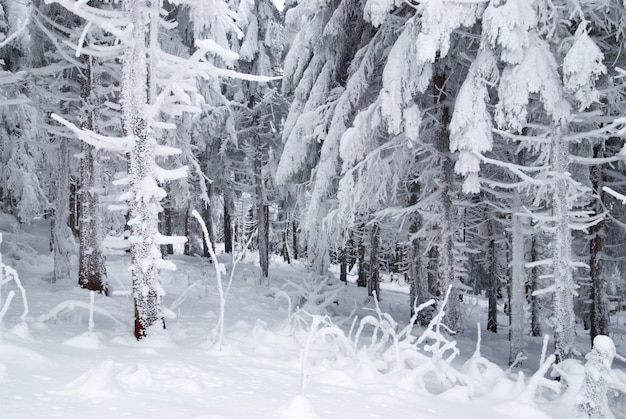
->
357 222 367 288
487 219 498 333
339 246 347 283
224 197 233 254
282 229 291 264
408 182 429 325
530 236 541 337
368 224 380 300
434 68 461 332
184 208 191 256
589 144 608 345
161 205 173 256
347 232 356 271
202 195 215 258
292 220 298 260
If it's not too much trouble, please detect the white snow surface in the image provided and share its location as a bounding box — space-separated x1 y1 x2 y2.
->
1 213 626 418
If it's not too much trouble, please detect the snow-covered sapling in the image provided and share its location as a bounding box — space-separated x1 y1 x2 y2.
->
192 209 254 350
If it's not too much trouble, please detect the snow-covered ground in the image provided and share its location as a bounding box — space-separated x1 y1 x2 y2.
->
1 213 625 418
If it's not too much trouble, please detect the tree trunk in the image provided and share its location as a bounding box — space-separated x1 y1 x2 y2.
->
530 235 542 337
509 198 525 365
339 245 347 283
487 218 498 334
76 45 107 293
123 0 165 339
184 207 191 256
224 197 233 254
408 182 429 325
292 220 298 260
589 144 608 345
357 222 367 288
551 125 576 362
78 142 107 293
253 115 269 278
368 224 380 299
52 136 75 283
161 205 173 256
202 189 215 258
434 69 462 332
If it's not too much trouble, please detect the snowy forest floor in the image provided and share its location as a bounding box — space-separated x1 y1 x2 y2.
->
1 213 626 418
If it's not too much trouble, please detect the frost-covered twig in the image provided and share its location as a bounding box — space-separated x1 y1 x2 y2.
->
192 209 255 350
169 280 201 313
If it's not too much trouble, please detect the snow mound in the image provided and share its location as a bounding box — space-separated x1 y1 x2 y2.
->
278 395 321 419
52 359 120 399
63 332 102 349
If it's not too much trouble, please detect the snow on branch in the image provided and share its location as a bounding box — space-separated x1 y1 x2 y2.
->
50 113 132 152
603 186 626 205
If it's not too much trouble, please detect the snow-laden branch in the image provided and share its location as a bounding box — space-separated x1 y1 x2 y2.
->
603 186 626 205
50 113 132 152
0 8 30 51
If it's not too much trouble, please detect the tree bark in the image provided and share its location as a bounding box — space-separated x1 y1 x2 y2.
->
123 0 165 339
487 218 498 334
253 113 269 278
434 69 462 332
551 125 576 362
589 144 608 345
509 198 525 365
368 224 380 300
224 197 233 254
52 136 74 283
357 221 367 288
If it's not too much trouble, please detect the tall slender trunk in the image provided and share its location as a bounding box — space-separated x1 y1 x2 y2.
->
408 182 429 325
253 113 269 278
589 144 608 345
509 196 525 364
357 221 367 288
202 185 215 258
224 197 233 254
292 220 298 260
78 60 108 292
161 205 173 256
530 235 542 337
339 245 347 283
368 224 380 299
434 69 462 332
551 125 575 362
487 218 498 333
52 136 74 283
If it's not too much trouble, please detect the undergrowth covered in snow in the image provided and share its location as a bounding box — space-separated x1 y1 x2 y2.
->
1 215 626 418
